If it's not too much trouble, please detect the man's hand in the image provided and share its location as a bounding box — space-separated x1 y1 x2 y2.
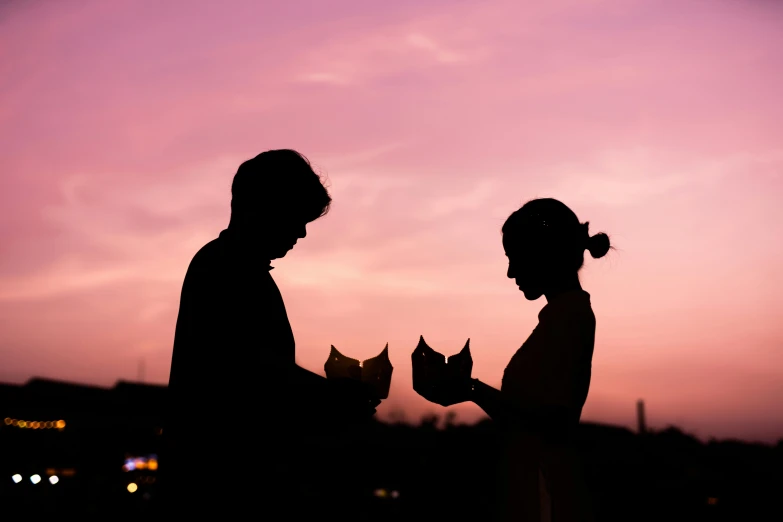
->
328 377 381 421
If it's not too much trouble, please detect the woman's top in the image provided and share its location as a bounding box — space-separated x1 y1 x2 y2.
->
499 289 596 522
502 289 595 422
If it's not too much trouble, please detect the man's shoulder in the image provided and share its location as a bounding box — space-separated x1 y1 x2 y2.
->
192 237 223 263
184 236 226 281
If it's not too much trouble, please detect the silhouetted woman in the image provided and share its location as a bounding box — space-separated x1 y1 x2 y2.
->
424 198 610 521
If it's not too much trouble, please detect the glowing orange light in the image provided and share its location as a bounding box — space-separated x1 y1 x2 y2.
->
147 459 158 471
31 422 40 429
127 482 138 493
17 421 26 428
707 497 718 505
56 420 66 429
61 469 76 477
3 418 11 425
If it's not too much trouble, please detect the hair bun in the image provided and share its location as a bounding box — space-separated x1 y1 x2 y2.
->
587 232 611 259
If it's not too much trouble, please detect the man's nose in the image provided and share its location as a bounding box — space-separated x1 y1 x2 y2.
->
297 226 307 239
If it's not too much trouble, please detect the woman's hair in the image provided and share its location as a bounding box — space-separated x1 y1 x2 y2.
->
502 198 611 270
231 149 331 222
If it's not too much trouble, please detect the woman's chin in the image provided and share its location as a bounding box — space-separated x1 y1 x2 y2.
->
520 287 543 301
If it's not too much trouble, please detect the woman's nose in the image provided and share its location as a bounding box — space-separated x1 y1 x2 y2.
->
297 226 307 239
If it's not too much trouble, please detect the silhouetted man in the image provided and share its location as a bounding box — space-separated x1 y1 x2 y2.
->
162 150 378 515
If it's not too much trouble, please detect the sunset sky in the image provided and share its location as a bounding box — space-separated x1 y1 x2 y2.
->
2 0 782 442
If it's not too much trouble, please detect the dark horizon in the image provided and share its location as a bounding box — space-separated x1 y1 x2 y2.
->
3 375 780 447
3 375 782 521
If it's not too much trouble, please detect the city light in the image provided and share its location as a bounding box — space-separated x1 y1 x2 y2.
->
123 455 158 472
49 475 59 485
373 488 400 499
11 474 22 484
30 474 41 485
127 482 138 493
4 418 66 430
47 468 76 477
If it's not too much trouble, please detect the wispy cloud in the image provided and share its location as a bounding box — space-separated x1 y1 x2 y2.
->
405 33 465 63
291 18 487 87
544 148 783 207
417 179 499 219
315 142 409 171
0 256 135 302
298 72 351 85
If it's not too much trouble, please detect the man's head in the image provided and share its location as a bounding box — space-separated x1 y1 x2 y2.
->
229 149 332 260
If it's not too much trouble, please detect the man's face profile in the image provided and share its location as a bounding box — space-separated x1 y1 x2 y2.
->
267 214 309 260
240 203 310 260
230 149 331 261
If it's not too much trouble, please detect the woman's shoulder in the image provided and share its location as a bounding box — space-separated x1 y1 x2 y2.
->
540 290 594 323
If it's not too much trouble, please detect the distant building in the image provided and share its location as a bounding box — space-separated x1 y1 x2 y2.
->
0 378 166 513
637 399 647 434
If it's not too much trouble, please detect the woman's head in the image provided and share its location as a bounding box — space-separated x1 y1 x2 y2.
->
502 198 610 300
229 149 331 259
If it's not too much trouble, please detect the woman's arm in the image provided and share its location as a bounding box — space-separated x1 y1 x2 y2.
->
470 378 516 425
470 379 573 435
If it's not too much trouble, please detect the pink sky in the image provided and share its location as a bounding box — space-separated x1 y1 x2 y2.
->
2 0 782 442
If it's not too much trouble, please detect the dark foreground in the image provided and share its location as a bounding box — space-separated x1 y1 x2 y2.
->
2 379 782 521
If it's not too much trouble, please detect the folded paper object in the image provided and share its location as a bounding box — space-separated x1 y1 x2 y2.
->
324 344 393 399
411 336 472 401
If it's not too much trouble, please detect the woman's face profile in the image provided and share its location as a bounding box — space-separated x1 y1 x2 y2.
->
503 233 546 301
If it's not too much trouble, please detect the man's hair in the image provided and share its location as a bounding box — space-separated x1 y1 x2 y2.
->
230 149 331 222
